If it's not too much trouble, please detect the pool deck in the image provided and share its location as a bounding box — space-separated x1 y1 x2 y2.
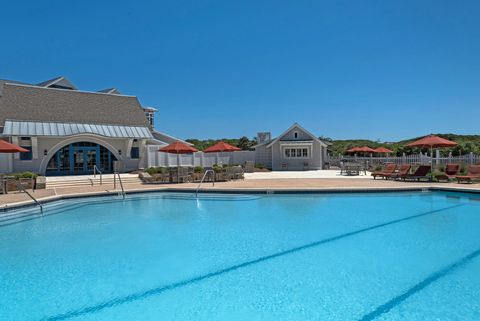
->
1 171 480 210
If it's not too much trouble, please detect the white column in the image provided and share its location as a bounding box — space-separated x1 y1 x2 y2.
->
31 137 38 159
11 137 20 160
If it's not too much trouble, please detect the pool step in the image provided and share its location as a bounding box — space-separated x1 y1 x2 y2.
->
46 175 142 189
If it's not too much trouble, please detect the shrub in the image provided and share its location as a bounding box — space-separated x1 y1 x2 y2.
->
255 163 266 169
12 172 38 180
145 167 167 175
194 166 204 173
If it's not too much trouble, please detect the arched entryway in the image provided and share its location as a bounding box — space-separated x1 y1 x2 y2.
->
45 142 118 176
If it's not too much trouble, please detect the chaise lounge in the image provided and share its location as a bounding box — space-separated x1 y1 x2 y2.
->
456 165 480 184
387 164 411 180
399 165 431 181
371 163 397 180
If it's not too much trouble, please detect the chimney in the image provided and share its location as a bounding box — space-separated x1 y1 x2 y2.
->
257 132 271 144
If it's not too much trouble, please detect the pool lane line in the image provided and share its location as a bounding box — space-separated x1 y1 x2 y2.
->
358 246 480 321
38 203 465 321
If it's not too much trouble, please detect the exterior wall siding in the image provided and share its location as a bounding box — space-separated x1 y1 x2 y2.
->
10 135 142 174
271 141 324 170
254 144 272 168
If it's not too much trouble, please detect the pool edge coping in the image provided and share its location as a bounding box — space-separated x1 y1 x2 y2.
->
1 185 480 213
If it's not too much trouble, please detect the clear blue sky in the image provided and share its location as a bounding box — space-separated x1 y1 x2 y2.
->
1 0 479 141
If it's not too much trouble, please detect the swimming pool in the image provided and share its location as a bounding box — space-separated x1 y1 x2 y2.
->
1 191 480 321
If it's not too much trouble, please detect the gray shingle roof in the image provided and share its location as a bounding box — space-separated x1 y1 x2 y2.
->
0 83 149 127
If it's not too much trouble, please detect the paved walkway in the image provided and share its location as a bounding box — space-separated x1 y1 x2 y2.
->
245 170 371 180
2 173 480 209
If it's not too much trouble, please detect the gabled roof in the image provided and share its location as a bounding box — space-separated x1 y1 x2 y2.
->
254 123 328 149
98 88 121 95
36 76 77 90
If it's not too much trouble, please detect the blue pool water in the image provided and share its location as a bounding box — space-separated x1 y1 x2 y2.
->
1 191 480 321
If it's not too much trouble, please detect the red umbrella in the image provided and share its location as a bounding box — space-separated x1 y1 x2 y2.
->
159 141 198 168
0 140 29 153
346 147 361 153
158 141 198 154
406 135 457 149
355 146 376 153
374 147 393 154
406 135 457 178
203 141 241 153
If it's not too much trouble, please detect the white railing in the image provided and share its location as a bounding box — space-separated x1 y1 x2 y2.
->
327 152 480 167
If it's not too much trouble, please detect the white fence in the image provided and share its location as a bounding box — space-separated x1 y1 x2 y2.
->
327 152 480 167
147 146 255 168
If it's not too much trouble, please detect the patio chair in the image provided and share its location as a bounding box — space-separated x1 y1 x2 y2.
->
281 163 288 171
303 162 309 171
244 161 254 173
233 166 244 180
225 167 235 181
388 164 411 180
456 165 480 184
400 165 431 181
371 163 396 180
0 174 5 194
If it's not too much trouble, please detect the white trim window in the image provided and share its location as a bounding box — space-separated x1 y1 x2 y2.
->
284 147 308 158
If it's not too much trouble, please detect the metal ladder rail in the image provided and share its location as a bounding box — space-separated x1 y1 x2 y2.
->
93 165 103 185
195 169 215 198
13 180 43 214
113 172 126 199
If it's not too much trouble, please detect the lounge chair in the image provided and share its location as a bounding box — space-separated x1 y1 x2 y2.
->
371 163 396 180
456 165 480 184
435 164 460 182
400 165 431 181
445 164 460 179
387 164 411 180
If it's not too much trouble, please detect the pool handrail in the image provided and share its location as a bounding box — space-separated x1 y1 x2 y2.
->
12 179 43 214
195 169 215 198
113 172 126 199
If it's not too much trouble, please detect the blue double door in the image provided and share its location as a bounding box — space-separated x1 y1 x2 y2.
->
46 142 116 176
71 146 100 174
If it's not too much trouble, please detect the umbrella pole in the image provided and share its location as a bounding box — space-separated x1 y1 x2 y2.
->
431 146 434 181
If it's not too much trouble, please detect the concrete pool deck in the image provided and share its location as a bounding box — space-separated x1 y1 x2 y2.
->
1 170 480 210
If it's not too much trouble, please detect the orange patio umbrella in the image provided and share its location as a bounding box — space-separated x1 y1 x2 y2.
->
159 141 198 167
203 141 240 165
374 147 393 154
355 146 376 153
0 140 29 153
406 135 457 176
158 141 198 154
203 141 241 153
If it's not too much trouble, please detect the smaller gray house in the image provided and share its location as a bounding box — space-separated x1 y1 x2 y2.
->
253 123 328 171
